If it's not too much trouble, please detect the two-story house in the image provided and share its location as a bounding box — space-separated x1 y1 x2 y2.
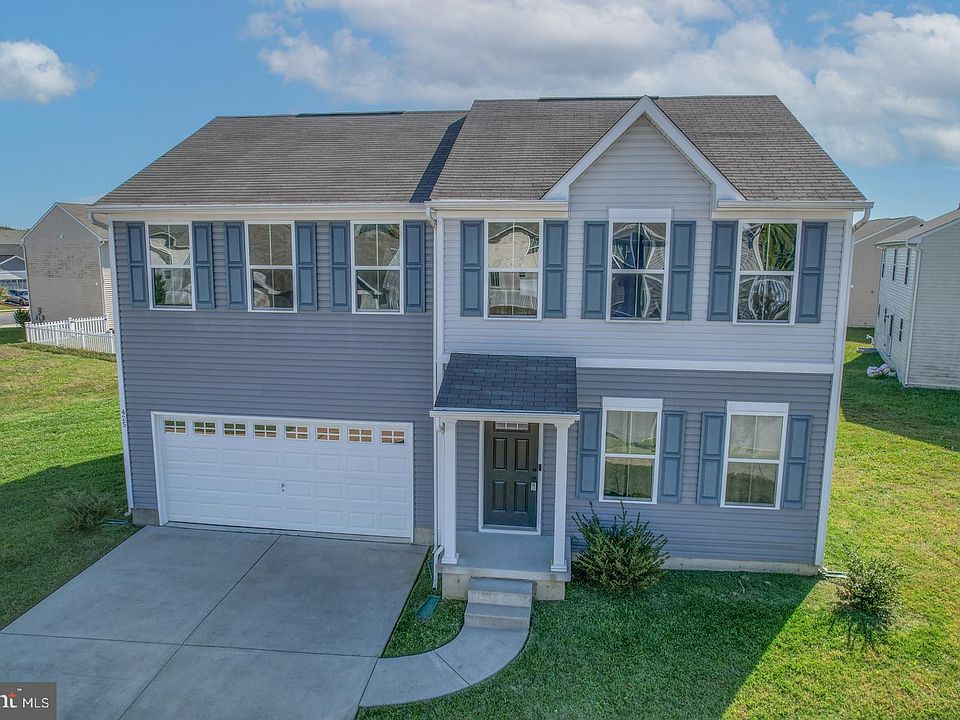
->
93 96 869 600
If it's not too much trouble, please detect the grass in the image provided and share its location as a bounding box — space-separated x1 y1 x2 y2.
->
382 559 465 658
362 329 960 719
0 333 135 628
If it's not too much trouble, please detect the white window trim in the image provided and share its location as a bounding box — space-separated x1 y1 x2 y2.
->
245 221 297 313
483 219 543 320
733 220 801 326
606 217 671 323
599 397 664 504
720 401 789 510
350 220 404 315
146 222 196 311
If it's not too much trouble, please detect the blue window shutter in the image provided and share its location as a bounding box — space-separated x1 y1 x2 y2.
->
192 222 214 309
782 415 811 509
542 220 567 318
658 411 685 503
796 222 827 323
460 220 483 317
330 221 351 312
582 221 608 319
224 222 246 310
708 221 736 321
404 220 426 312
577 408 601 499
295 222 317 311
127 222 148 307
698 412 726 504
668 221 695 320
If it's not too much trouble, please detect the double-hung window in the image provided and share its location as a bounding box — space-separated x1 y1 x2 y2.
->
609 221 667 320
486 221 540 317
248 223 295 310
722 402 788 508
600 398 662 503
353 223 401 312
737 223 798 322
148 224 193 309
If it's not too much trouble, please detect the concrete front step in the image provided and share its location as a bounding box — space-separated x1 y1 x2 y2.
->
464 602 530 630
467 578 534 608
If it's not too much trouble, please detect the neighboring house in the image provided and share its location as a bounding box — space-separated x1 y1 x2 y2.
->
93 95 869 600
848 216 921 327
0 227 27 290
874 206 960 389
22 203 113 327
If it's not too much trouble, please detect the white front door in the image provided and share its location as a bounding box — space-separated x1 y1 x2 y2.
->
155 413 414 539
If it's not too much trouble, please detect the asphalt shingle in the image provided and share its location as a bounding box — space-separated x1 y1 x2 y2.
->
435 353 578 414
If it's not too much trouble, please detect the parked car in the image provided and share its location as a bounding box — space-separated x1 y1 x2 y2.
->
6 289 29 306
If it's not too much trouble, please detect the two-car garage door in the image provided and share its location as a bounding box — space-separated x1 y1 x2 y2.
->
155 413 414 539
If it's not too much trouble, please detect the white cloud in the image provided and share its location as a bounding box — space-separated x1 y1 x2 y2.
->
0 40 86 103
250 2 960 165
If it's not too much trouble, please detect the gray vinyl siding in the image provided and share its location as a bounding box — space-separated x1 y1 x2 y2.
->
114 220 436 528
24 205 106 322
573 369 830 564
874 247 914 376
905 225 960 389
441 117 846 365
452 369 830 564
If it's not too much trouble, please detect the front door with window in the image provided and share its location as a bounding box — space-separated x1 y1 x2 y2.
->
483 422 539 529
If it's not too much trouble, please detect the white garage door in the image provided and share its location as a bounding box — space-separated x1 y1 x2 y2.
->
155 413 414 539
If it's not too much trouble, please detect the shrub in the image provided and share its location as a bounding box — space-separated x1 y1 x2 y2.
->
573 502 668 594
0 287 8 304
55 489 117 533
832 545 903 645
13 308 29 328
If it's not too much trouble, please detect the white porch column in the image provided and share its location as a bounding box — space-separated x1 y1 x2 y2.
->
441 418 459 564
551 419 575 572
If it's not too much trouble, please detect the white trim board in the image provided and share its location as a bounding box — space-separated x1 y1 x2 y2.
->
543 96 743 203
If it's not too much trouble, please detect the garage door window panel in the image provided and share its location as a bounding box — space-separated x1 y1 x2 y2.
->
255 424 278 438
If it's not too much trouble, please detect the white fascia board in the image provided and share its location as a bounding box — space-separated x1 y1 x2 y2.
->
430 409 579 424
542 96 744 203
427 199 568 220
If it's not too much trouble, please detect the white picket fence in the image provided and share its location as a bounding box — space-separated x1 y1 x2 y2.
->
25 316 115 355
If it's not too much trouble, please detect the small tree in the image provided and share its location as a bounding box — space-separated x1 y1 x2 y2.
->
13 308 29 328
573 502 668 594
0 286 8 304
832 544 903 646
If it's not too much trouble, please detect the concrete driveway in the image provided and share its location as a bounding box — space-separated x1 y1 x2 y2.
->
0 527 425 719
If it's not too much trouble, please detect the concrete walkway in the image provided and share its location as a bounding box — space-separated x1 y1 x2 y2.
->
0 527 425 720
361 578 532 707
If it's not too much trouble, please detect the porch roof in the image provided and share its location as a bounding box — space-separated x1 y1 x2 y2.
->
434 353 578 415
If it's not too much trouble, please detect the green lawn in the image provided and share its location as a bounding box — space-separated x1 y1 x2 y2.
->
0 333 135 628
382 559 465 658
363 330 960 719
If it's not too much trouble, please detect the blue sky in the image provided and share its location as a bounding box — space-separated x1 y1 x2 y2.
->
2 0 959 228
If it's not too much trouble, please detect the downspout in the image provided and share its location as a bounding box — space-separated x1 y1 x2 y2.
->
95 211 134 515
425 204 444 587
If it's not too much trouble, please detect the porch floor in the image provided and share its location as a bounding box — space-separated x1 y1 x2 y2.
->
442 531 571 582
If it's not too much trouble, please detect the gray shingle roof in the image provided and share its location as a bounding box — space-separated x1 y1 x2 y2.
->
98 96 863 207
98 111 467 206
435 353 578 414
0 228 25 246
431 96 864 202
